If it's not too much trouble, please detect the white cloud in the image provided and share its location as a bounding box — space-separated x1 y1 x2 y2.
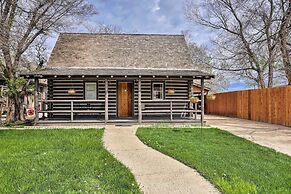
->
152 0 161 12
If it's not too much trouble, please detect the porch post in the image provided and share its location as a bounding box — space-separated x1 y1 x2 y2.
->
70 101 74 121
201 78 205 125
34 78 39 124
105 78 108 123
138 78 142 124
170 100 173 121
189 80 193 119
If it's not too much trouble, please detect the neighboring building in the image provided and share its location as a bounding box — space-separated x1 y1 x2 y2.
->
192 83 210 95
22 33 214 124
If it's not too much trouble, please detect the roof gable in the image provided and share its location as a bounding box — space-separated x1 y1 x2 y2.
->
47 33 194 69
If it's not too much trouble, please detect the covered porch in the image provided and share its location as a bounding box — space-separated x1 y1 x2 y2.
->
24 67 213 124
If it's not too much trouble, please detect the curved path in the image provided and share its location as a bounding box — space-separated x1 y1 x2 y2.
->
103 125 218 194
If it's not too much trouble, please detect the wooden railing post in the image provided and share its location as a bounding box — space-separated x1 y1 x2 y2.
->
170 100 173 121
189 101 193 119
105 79 108 123
70 101 73 121
194 103 197 120
138 78 142 124
34 78 39 124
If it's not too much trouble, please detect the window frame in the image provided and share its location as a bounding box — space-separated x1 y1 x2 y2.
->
152 82 164 100
84 82 97 100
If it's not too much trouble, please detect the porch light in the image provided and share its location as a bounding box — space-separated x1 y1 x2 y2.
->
68 89 76 95
168 89 175 95
206 94 216 101
190 96 199 104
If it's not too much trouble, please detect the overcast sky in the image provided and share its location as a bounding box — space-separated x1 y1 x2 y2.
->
47 0 246 91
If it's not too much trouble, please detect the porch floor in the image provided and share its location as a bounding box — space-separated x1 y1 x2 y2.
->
37 115 203 124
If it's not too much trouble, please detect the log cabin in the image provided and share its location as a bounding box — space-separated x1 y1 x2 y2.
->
22 33 214 124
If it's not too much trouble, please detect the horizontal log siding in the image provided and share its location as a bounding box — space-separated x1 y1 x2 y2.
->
48 80 84 116
206 86 291 127
134 79 190 116
48 79 113 117
97 80 116 116
48 78 191 118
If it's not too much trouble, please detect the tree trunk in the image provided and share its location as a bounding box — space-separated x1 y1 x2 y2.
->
268 61 274 87
14 94 22 121
279 1 291 85
280 37 291 85
6 98 14 123
258 71 266 88
6 86 25 123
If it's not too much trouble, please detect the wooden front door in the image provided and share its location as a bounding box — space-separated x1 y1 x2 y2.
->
118 82 133 117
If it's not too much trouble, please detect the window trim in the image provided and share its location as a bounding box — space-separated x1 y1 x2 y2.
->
152 82 164 100
84 82 97 100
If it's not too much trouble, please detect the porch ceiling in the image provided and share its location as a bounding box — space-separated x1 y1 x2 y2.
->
21 67 214 79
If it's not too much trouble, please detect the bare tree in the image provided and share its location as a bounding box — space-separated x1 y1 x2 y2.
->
0 0 97 122
278 0 291 85
84 22 123 34
185 0 291 88
182 30 229 91
188 42 229 92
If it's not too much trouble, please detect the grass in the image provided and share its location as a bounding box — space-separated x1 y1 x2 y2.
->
136 127 291 194
0 128 140 193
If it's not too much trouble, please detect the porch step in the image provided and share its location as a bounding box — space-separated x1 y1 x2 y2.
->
115 123 133 126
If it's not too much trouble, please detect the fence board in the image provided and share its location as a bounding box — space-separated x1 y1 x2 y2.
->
206 86 291 127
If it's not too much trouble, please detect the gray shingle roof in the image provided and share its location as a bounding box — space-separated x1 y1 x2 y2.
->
23 33 214 78
47 33 194 69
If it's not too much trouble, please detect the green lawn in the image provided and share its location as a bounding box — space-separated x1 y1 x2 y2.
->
0 128 140 193
136 127 291 194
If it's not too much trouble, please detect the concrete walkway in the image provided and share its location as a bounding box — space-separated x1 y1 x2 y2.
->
103 125 218 194
206 115 291 156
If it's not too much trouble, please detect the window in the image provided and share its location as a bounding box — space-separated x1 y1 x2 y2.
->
152 82 164 100
85 82 97 100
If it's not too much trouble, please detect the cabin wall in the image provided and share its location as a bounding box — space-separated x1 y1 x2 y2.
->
47 78 192 118
133 79 191 116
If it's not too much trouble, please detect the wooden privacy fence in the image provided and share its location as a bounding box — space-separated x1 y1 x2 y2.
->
206 86 291 127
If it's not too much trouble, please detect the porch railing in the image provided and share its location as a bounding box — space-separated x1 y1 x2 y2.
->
37 99 200 122
141 99 201 121
39 99 105 121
